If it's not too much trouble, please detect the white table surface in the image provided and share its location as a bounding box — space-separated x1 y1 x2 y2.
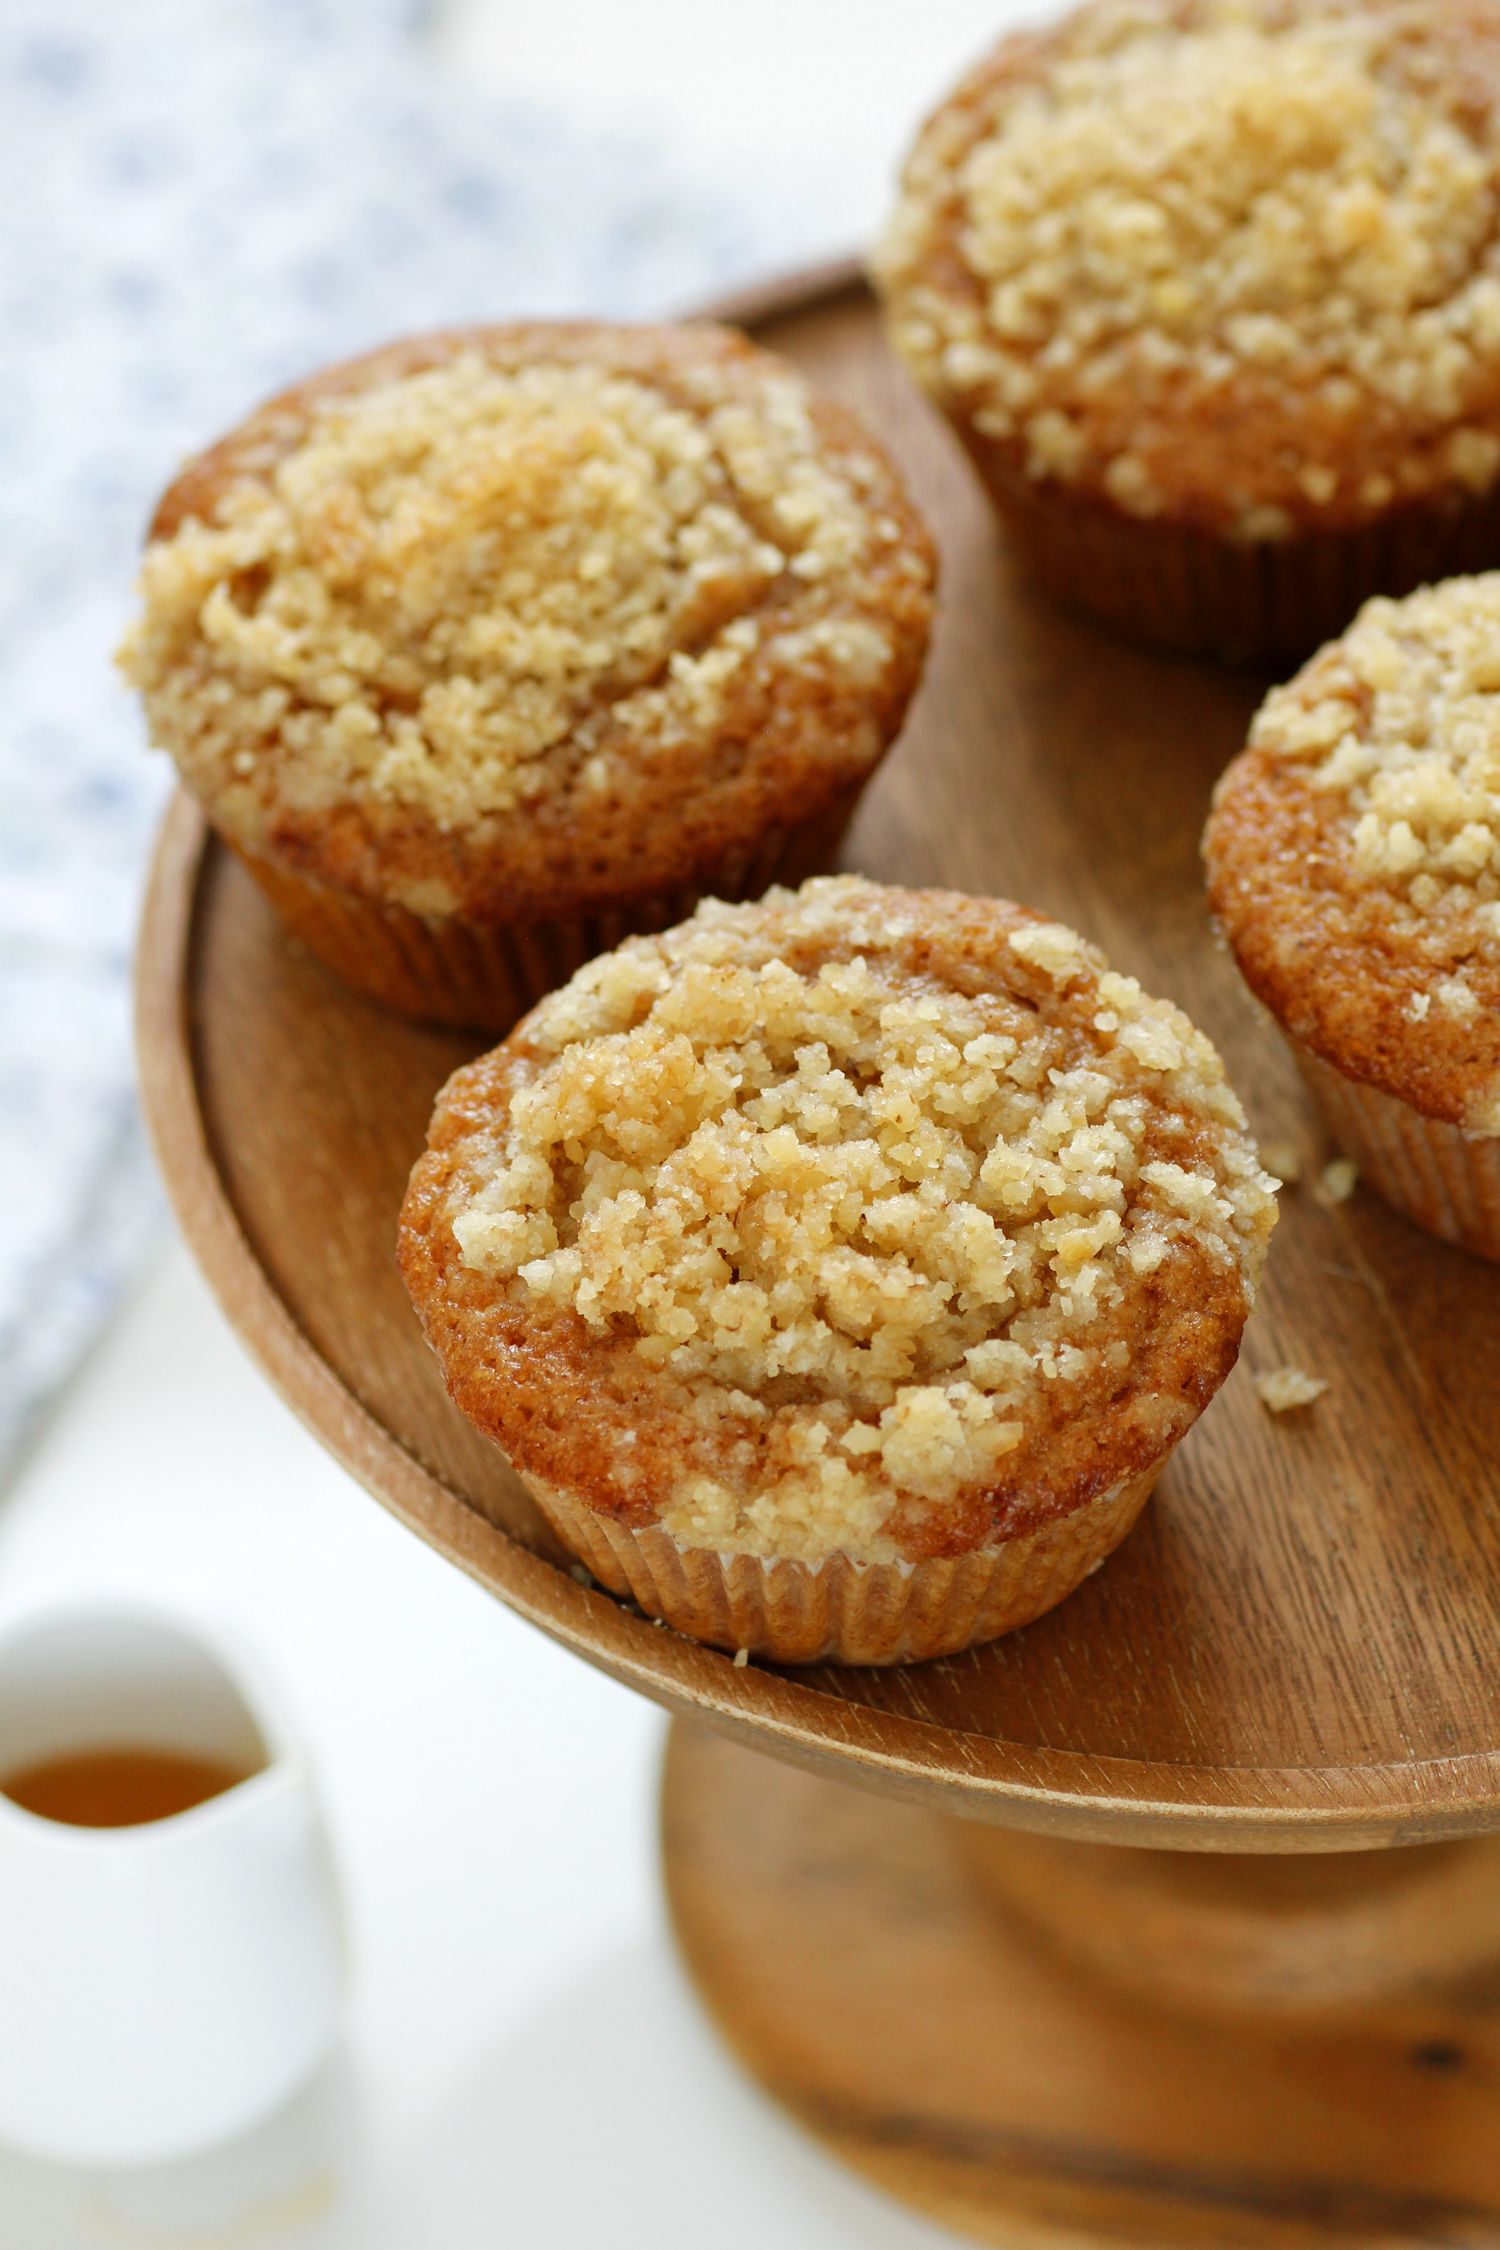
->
3 4 1050 2240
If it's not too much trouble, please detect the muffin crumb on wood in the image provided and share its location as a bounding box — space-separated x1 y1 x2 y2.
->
1260 1139 1304 1185
1315 1157 1361 1205
1256 1367 1329 1413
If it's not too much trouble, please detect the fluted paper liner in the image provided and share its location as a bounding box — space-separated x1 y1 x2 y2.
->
230 782 864 1034
518 1464 1162 1666
960 441 1500 667
1293 1040 1500 1263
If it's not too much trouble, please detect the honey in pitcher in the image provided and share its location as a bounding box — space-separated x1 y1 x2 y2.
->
0 1744 249 1828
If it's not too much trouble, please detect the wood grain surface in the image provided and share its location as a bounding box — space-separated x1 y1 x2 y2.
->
136 270 1500 1851
663 1721 1500 2249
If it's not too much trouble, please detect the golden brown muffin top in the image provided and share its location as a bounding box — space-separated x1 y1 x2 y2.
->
399 878 1276 1565
120 324 934 919
874 0 1500 537
1207 574 1500 1129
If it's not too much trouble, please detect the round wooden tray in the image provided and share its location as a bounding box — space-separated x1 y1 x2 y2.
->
136 265 1500 1854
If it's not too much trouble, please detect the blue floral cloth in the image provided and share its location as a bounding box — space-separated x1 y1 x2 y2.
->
0 0 800 1470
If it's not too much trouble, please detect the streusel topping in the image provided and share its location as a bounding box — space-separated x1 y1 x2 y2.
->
1254 576 1500 948
1206 574 1500 1128
877 0 1500 530
447 880 1275 1558
122 350 895 834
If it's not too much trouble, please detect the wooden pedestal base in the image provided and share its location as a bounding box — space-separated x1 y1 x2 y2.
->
662 1723 1500 2248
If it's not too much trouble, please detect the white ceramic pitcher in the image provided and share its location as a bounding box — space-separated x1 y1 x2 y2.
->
0 1594 344 2167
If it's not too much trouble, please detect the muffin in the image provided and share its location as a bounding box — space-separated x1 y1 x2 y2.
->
120 324 935 1029
1207 574 1500 1258
873 0 1500 663
399 877 1277 1665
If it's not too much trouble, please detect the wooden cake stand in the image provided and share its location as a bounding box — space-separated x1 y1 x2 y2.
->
137 267 1500 2247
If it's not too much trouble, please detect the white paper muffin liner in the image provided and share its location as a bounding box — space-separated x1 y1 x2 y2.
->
230 781 864 1034
517 1463 1163 1666
1293 1039 1500 1262
957 438 1500 666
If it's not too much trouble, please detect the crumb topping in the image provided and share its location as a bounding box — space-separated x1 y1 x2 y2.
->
436 879 1275 1560
1256 1366 1329 1411
1255 578 1500 915
1206 574 1500 1128
876 0 1500 529
122 341 912 842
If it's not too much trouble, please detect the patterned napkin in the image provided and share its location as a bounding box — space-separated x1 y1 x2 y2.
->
0 0 818 1472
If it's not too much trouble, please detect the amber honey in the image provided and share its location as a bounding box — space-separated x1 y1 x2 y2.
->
0 1745 249 1828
